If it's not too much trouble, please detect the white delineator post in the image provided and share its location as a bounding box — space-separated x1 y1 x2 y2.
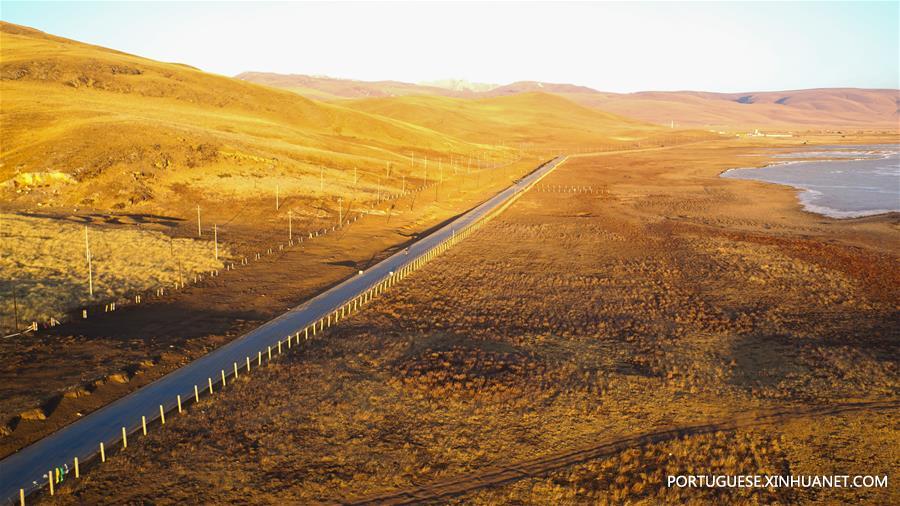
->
84 225 93 297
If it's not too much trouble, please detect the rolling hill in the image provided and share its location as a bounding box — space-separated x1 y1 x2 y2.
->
345 92 661 146
0 23 500 213
561 88 900 130
1 22 679 215
239 72 899 130
234 72 473 101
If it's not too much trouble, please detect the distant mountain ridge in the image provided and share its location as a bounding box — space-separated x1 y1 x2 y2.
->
237 72 899 130
419 79 498 93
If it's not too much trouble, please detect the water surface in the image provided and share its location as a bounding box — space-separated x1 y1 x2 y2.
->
722 144 900 218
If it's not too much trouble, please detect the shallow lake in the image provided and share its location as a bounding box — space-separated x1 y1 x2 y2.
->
722 144 900 218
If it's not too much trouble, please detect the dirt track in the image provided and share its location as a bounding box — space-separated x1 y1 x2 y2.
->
344 399 900 505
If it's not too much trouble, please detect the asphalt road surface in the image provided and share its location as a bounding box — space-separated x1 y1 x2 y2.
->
0 155 565 504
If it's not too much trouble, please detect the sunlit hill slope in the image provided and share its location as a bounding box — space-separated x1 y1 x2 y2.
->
345 92 661 146
0 23 503 212
239 73 899 131
1 22 681 215
234 72 471 100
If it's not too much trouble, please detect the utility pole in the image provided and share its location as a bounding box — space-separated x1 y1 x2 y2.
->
84 225 93 297
196 205 201 236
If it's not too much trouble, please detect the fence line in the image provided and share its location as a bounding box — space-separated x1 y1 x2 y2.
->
5 157 526 338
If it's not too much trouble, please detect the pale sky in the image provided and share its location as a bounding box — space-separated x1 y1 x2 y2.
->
2 1 898 92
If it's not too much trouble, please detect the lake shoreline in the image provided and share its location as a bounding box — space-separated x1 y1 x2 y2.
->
721 144 900 219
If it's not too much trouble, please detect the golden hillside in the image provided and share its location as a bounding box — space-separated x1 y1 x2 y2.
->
241 72 899 131
0 22 501 213
346 92 661 146
235 72 470 101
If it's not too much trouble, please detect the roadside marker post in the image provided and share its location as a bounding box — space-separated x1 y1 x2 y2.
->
195 385 200 403
159 405 165 424
100 442 105 462
177 395 182 413
142 416 147 435
74 457 79 478
122 427 127 448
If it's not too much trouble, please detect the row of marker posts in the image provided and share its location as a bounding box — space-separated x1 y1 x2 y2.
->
20 153 528 336
20 155 560 504
537 185 596 194
23 174 459 335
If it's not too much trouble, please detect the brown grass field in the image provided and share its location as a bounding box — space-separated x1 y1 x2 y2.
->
37 136 899 505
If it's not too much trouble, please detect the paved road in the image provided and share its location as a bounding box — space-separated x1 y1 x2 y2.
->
0 156 566 504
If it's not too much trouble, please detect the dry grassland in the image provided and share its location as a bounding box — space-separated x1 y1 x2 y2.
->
42 138 898 505
0 157 547 458
0 213 226 330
